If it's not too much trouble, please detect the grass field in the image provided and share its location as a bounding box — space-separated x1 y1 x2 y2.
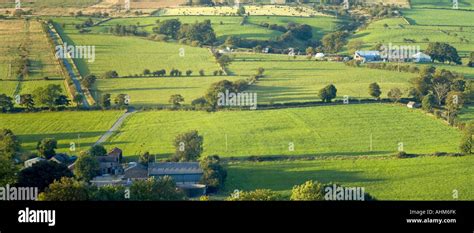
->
228 53 415 104
54 22 221 77
0 110 123 153
0 80 66 98
403 8 474 27
0 0 100 8
225 156 474 200
157 5 325 17
107 104 462 158
349 17 474 57
93 76 242 107
410 0 474 9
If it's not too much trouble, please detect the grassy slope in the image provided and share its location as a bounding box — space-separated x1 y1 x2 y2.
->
229 53 415 104
410 0 474 9
93 76 242 107
108 104 462 158
225 156 474 200
0 111 123 153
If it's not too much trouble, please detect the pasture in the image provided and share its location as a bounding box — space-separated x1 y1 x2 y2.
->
157 5 325 17
225 155 474 200
107 104 462 158
410 0 474 9
0 110 123 153
348 17 474 56
93 76 242 107
228 53 415 104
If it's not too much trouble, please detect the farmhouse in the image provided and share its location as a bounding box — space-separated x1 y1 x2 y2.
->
354 51 381 63
407 101 421 109
97 147 124 175
24 157 45 168
411 52 432 63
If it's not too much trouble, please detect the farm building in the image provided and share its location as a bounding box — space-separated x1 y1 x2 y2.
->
97 147 124 175
411 52 432 63
148 162 203 184
24 157 45 168
354 51 381 63
407 101 421 109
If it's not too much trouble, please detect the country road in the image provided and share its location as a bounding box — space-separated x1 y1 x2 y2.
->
94 108 137 146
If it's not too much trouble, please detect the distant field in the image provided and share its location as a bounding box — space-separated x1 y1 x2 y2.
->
225 156 474 200
0 20 24 80
108 104 462 158
410 0 474 9
93 76 242 107
0 111 123 153
349 17 474 57
228 53 415 104
54 15 339 43
158 5 325 17
57 32 220 77
403 8 474 27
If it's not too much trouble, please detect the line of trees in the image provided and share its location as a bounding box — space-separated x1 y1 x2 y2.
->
153 19 217 45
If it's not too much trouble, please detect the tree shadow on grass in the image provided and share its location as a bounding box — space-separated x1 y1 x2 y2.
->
225 166 384 192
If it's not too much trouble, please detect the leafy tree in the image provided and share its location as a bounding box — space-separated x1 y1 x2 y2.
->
422 93 436 112
237 6 246 16
199 155 227 193
103 70 119 79
114 94 129 108
90 185 126 201
89 144 107 157
217 55 232 68
100 93 111 109
38 177 91 201
178 20 216 45
460 123 473 154
0 155 18 187
425 42 461 65
387 88 403 103
17 161 73 192
227 189 281 201
169 94 185 108
154 19 181 39
73 93 84 108
0 129 21 160
36 138 57 159
288 24 313 40
290 180 325 201
0 94 14 113
54 95 70 107
19 94 35 111
138 151 154 166
81 74 97 89
143 69 151 76
368 82 382 100
74 153 100 182
205 80 236 110
173 130 203 162
129 177 185 201
321 31 348 53
347 40 364 54
32 84 62 110
319 84 337 103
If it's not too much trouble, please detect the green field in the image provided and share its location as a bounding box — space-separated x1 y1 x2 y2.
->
107 104 462 158
349 17 474 56
0 110 123 153
229 53 415 104
225 156 474 200
57 31 221 77
93 76 242 107
410 0 474 9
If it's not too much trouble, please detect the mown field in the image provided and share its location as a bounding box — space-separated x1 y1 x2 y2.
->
93 76 241 107
0 110 123 153
225 156 474 200
0 0 100 8
157 5 325 17
107 104 462 158
229 53 415 104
